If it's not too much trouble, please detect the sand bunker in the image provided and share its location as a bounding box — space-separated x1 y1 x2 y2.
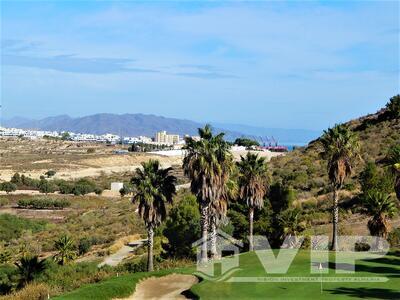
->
118 274 198 300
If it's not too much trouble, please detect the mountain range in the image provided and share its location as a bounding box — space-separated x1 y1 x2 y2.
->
2 114 321 144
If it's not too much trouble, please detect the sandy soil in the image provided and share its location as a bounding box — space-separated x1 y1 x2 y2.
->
118 274 198 300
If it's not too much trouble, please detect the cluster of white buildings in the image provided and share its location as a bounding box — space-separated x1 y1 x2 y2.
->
0 127 185 146
0 126 153 144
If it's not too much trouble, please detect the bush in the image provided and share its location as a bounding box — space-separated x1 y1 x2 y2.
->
38 180 56 194
0 214 47 242
1 283 49 300
78 238 92 256
385 94 400 118
388 228 400 248
0 182 17 194
17 198 70 210
58 181 74 194
45 170 56 178
72 179 97 196
87 148 96 154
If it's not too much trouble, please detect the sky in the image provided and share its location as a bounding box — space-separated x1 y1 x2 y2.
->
0 1 399 130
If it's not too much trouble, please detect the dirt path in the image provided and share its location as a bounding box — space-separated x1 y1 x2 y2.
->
98 239 147 267
120 274 198 300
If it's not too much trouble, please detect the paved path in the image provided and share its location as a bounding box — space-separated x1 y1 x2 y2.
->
98 239 147 267
119 274 198 300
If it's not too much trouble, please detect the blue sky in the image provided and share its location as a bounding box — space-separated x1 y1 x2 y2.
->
1 1 399 130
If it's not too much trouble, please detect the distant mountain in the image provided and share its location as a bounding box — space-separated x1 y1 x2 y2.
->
211 122 321 145
2 113 319 144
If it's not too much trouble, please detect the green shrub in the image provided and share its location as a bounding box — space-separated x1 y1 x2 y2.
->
17 198 70 210
0 214 47 242
38 179 56 194
45 170 56 178
0 182 17 194
388 228 400 248
78 238 92 256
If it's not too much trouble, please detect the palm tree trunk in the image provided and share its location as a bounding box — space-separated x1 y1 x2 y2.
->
147 226 154 272
200 202 209 263
249 207 254 251
210 219 219 259
331 188 339 251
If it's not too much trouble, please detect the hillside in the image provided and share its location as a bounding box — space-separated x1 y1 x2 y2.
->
270 106 400 201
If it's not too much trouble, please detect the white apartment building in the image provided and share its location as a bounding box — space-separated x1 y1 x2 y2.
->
155 131 180 145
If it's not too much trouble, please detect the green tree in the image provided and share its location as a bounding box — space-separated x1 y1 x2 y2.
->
45 170 56 178
0 182 17 194
162 193 200 258
278 208 306 248
15 255 46 287
385 94 400 119
131 160 176 271
53 235 76 265
320 124 360 250
385 144 400 201
183 125 232 262
38 179 55 194
234 138 260 148
236 152 269 251
362 191 397 249
10 173 21 185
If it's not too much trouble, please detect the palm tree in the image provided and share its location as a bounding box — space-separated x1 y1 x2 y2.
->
362 191 397 249
15 255 46 287
386 144 400 201
278 208 306 248
320 124 360 250
132 159 176 271
236 152 269 251
183 125 231 262
54 235 76 265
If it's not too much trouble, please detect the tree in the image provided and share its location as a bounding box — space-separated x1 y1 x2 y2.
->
234 138 260 148
278 208 306 248
359 162 393 196
45 170 56 178
385 94 400 119
61 132 71 141
362 191 397 249
53 235 76 265
15 255 46 287
10 173 21 185
320 124 360 250
0 182 17 194
236 152 269 251
385 144 400 201
162 193 200 258
131 160 176 271
183 125 231 262
38 179 55 194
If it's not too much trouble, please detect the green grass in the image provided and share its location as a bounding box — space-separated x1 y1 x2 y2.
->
55 250 400 300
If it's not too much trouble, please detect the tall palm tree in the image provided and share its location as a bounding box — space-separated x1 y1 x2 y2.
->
236 152 269 251
15 255 46 287
54 235 76 265
278 208 306 248
320 124 360 250
362 191 397 249
386 144 400 201
132 159 176 271
183 124 231 262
